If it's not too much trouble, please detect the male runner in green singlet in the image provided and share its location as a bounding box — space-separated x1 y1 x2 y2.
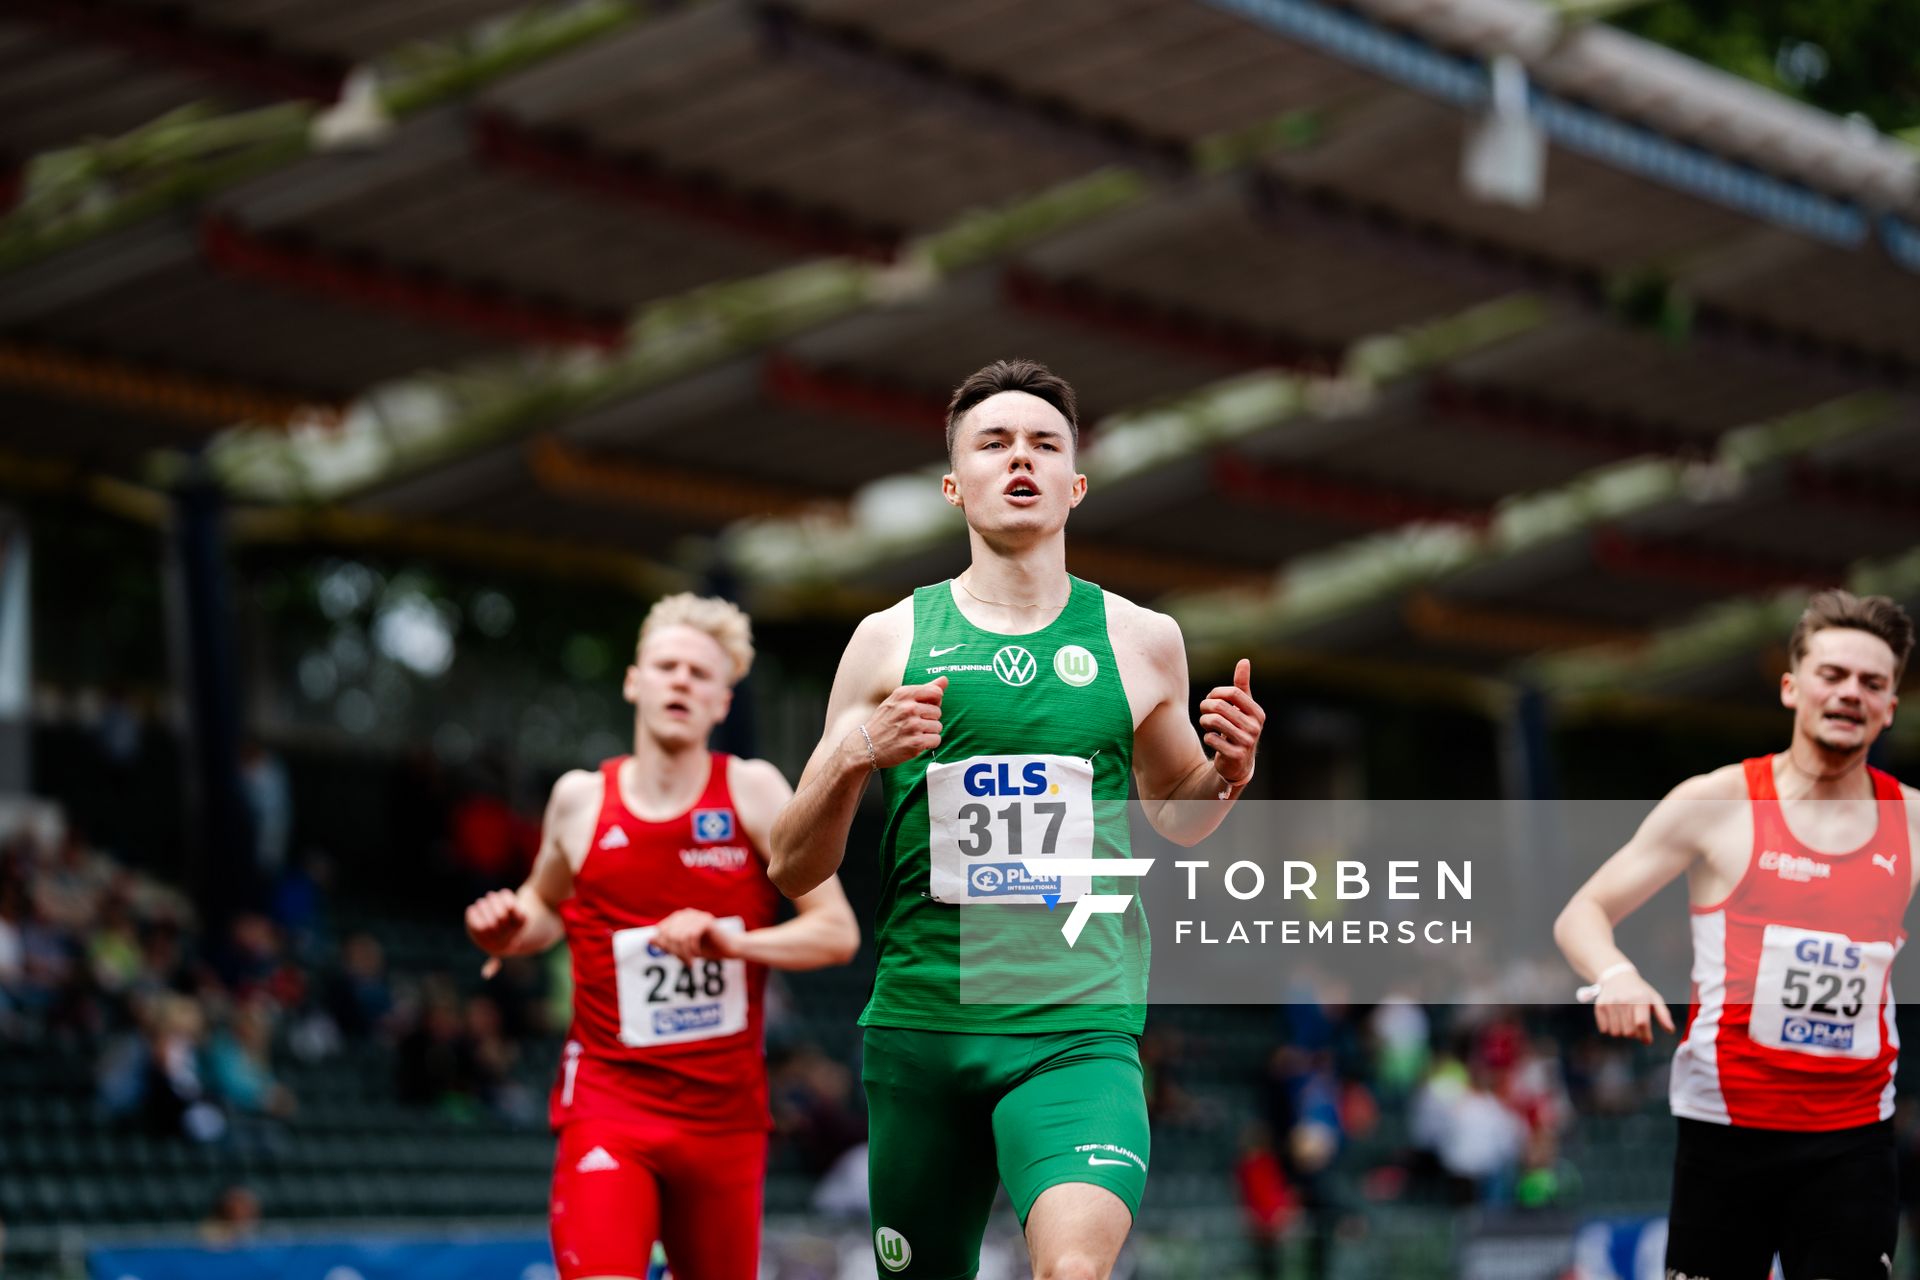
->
769 359 1266 1280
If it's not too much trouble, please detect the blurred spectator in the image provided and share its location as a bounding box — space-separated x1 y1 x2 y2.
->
464 992 531 1121
0 874 24 992
1234 1125 1295 1280
94 685 143 769
1368 996 1429 1096
139 994 226 1143
1140 1027 1196 1127
269 852 331 956
206 996 297 1120
199 1184 262 1248
239 740 292 885
395 981 468 1111
770 1045 864 1178
33 829 108 931
810 1141 869 1219
1423 1061 1527 1204
132 914 188 1002
17 897 74 1023
216 913 282 999
1262 1045 1343 1280
87 879 143 996
326 932 394 1040
448 757 535 894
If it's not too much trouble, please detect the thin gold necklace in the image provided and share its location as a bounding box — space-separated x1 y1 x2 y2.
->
955 573 1068 611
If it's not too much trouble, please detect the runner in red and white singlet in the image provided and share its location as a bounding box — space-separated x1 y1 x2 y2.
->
1669 756 1909 1133
1557 589 1918 1279
464 594 859 1280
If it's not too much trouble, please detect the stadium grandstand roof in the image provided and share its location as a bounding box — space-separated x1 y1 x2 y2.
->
2 0 1916 714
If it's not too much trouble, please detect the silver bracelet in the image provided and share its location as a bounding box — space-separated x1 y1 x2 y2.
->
857 723 879 770
1215 760 1252 800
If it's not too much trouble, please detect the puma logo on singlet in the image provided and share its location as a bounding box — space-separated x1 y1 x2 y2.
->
1874 853 1898 876
598 827 629 851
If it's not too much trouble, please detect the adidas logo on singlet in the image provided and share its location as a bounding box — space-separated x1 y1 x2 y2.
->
575 1146 620 1173
598 827 630 851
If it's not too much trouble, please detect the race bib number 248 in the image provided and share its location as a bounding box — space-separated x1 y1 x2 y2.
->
611 919 747 1049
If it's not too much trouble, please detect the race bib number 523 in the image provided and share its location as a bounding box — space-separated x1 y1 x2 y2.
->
1750 923 1896 1060
612 919 747 1049
926 754 1096 905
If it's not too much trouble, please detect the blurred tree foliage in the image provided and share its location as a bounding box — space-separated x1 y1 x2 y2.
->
1614 0 1920 133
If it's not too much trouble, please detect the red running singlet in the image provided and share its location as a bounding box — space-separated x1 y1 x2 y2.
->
552 753 783 1133
1670 755 1911 1131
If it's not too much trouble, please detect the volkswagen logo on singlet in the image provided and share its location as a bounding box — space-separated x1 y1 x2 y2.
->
993 645 1037 686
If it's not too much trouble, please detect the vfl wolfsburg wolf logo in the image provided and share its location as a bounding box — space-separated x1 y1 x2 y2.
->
875 1226 913 1271
1054 644 1097 686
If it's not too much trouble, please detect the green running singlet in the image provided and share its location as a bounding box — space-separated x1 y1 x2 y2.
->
859 574 1148 1034
860 577 1154 1278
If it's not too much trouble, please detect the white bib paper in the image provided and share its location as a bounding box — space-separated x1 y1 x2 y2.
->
926 754 1096 905
611 918 748 1048
1749 923 1895 1060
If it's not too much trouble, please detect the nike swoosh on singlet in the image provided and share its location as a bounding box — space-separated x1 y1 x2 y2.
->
1087 1156 1133 1167
929 644 966 657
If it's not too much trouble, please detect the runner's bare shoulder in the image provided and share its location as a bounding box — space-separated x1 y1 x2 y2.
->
1653 764 1750 844
1099 588 1183 672
546 767 605 870
841 596 914 696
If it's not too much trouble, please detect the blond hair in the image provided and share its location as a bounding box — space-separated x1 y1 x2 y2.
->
637 593 755 684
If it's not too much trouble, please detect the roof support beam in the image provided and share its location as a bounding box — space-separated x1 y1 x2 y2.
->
1164 391 1890 648
9 0 345 102
1590 528 1841 594
1003 268 1339 375
755 3 1189 178
0 341 340 428
473 110 900 260
759 354 946 436
1213 454 1489 529
199 214 626 349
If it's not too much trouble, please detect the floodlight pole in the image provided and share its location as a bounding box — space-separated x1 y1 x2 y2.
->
164 459 253 940
0 507 27 796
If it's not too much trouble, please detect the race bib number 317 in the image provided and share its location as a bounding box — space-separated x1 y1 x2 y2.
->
1749 923 1896 1060
612 919 747 1049
926 754 1096 906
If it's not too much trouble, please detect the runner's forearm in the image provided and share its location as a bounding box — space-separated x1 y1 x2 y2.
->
505 884 566 956
768 735 871 897
730 904 859 970
1553 894 1635 981
1146 756 1251 846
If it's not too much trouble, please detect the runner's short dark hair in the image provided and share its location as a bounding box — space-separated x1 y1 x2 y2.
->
1789 589 1914 683
945 359 1079 458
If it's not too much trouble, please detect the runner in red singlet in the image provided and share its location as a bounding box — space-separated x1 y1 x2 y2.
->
1556 589 1917 1278
463 594 859 1280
